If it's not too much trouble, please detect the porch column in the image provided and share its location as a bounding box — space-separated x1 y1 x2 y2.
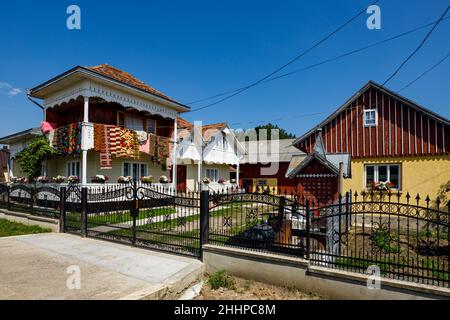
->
172 117 178 194
81 96 89 185
197 160 202 192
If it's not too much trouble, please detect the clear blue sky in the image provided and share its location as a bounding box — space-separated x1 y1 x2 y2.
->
0 0 449 138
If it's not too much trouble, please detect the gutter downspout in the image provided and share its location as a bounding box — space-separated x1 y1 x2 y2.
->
27 91 46 121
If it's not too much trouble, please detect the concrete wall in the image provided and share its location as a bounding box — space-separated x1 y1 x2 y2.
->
0 209 59 232
203 245 450 300
343 155 450 206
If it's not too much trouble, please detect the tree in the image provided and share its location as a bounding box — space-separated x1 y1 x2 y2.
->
253 123 296 140
15 136 55 180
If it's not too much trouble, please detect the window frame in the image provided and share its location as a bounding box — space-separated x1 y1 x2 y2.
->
117 111 157 134
364 164 401 190
363 109 378 127
67 161 81 177
205 168 219 182
122 161 148 181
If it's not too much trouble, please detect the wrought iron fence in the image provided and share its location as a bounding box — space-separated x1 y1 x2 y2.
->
208 189 307 257
0 183 61 218
2 181 449 288
309 191 450 287
204 188 450 288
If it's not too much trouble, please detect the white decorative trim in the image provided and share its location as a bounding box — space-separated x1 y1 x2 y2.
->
298 173 337 178
44 80 178 119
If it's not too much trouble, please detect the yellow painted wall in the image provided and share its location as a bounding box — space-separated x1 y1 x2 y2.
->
343 155 450 206
45 151 169 182
250 178 278 193
186 163 231 192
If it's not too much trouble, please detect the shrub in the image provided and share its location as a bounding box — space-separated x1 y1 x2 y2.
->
207 270 236 290
15 136 56 180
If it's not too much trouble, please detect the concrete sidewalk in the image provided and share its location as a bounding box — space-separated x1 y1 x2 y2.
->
0 233 203 300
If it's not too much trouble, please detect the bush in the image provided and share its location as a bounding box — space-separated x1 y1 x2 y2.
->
15 136 55 180
207 271 236 290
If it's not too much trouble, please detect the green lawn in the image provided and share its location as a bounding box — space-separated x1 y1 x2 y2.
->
0 218 52 237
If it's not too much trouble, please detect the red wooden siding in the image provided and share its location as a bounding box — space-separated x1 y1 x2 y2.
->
297 86 449 158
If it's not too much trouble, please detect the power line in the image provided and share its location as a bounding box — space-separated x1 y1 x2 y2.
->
383 5 449 86
398 53 450 92
189 0 381 112
187 14 449 107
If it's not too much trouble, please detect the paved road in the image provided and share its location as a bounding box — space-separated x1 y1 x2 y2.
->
0 233 202 300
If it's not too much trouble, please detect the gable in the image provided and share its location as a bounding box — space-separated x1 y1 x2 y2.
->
294 82 449 158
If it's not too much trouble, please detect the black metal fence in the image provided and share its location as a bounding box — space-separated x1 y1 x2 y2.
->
207 188 450 288
1 182 449 287
60 182 203 257
0 183 61 218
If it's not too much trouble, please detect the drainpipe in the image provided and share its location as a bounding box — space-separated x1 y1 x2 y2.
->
339 162 344 196
27 91 46 121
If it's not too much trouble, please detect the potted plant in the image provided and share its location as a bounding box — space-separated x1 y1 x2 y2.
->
373 181 393 191
36 176 49 183
12 176 28 183
230 178 236 184
159 175 169 183
203 177 211 184
118 176 132 184
67 176 80 184
91 175 108 184
52 175 66 183
218 177 226 184
141 175 153 183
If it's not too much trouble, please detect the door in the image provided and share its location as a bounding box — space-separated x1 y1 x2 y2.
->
177 165 187 192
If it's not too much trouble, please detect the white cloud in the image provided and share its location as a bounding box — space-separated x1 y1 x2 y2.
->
0 82 22 97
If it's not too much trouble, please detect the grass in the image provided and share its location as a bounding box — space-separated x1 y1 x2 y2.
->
207 270 236 290
66 207 177 228
0 218 51 237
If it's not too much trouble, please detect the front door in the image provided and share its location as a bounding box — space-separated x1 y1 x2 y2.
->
177 165 187 192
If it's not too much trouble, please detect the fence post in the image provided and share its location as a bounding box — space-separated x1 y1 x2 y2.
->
132 181 137 246
338 194 342 255
59 187 66 233
345 191 350 233
7 185 10 211
200 190 210 261
29 184 35 212
305 199 310 260
81 187 88 238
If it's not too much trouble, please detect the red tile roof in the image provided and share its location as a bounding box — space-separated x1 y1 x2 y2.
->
176 118 227 142
177 117 193 130
86 64 174 102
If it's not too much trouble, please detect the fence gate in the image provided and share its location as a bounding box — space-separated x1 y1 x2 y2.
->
63 183 202 257
208 191 306 257
61 185 83 235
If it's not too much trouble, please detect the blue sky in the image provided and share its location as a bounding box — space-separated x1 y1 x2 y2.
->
0 0 448 138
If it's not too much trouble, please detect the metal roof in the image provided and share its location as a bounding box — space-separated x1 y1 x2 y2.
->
240 139 304 164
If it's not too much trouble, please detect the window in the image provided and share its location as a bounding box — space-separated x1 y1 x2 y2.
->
125 114 145 131
118 112 125 128
363 109 378 127
222 133 228 150
67 161 80 177
365 164 401 189
146 119 157 134
205 168 219 182
123 162 148 181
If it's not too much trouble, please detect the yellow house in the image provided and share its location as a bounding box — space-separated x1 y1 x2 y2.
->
289 81 450 207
